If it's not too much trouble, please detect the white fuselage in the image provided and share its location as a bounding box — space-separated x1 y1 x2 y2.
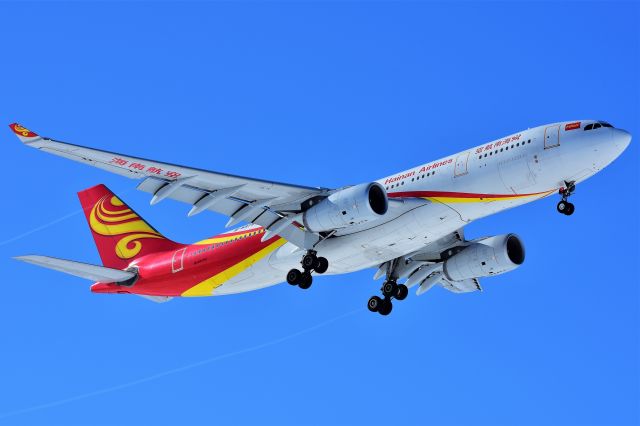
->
215 120 631 295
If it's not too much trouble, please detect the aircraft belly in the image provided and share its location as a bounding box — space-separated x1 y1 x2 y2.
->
213 258 284 295
310 201 463 272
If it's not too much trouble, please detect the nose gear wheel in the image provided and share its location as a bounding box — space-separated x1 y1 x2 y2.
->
557 180 576 216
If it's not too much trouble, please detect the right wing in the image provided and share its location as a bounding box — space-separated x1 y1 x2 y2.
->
9 123 330 249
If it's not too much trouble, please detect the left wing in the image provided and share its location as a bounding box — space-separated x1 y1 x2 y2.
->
9 123 329 248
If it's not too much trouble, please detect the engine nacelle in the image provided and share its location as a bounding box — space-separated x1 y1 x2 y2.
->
443 234 525 281
302 183 388 233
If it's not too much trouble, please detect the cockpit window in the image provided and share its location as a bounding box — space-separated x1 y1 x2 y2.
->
584 121 613 131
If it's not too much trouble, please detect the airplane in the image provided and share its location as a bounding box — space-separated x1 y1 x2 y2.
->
9 120 631 315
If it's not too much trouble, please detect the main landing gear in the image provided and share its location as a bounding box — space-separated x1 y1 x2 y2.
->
367 279 409 316
286 250 329 290
557 180 576 216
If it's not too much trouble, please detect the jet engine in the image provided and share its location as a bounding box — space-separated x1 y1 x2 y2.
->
302 182 388 233
443 234 525 281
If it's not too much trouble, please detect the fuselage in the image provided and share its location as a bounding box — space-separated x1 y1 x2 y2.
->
91 120 631 297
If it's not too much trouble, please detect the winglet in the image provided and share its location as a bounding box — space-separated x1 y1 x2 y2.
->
8 123 42 143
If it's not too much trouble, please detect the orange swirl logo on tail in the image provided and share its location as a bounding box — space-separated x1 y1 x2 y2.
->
89 195 164 259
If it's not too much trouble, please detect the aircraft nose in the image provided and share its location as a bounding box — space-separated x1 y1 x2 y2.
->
612 128 632 153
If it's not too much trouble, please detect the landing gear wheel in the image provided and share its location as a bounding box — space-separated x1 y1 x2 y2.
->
557 200 568 214
378 299 393 316
298 272 313 289
382 281 398 298
395 284 409 301
314 257 329 274
302 253 318 270
557 181 576 216
564 202 575 216
368 296 383 312
286 269 302 286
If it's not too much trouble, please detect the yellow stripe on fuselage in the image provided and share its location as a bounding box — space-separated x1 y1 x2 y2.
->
193 229 265 246
181 238 287 297
425 190 555 204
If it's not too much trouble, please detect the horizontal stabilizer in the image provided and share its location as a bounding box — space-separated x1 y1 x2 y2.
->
138 295 173 303
14 255 136 283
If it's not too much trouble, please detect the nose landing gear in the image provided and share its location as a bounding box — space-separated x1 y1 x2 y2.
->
557 181 576 216
286 250 329 290
367 279 409 316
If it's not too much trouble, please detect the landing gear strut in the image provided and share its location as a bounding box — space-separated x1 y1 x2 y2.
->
286 250 329 290
367 278 409 316
557 180 576 216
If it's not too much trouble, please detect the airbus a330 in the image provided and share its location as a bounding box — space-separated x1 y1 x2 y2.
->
10 120 631 315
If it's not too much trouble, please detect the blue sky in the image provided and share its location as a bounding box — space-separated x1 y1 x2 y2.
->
0 2 638 425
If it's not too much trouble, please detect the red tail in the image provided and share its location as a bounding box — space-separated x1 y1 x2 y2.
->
78 184 182 269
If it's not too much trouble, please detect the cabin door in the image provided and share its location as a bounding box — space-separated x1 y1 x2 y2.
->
172 248 187 273
454 152 470 177
544 125 560 149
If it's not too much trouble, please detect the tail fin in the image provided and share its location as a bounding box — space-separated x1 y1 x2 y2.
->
78 184 182 269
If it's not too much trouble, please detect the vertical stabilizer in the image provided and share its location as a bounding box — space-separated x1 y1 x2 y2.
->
77 184 182 269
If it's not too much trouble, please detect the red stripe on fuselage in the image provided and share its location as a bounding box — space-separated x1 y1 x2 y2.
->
388 190 548 199
91 229 279 296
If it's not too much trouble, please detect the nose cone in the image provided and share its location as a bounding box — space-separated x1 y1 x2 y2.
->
612 128 632 154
